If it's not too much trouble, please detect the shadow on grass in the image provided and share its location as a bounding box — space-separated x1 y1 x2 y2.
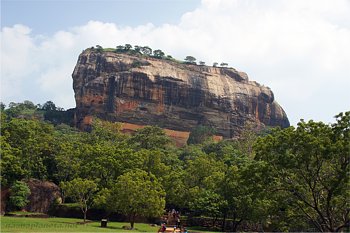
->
92 225 124 230
187 225 221 233
47 220 93 225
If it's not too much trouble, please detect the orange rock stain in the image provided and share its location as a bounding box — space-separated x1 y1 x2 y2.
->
116 100 139 114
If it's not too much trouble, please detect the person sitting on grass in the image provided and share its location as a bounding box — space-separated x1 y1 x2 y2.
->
158 223 166 233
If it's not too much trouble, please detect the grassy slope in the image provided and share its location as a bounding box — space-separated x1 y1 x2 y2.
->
0 216 159 232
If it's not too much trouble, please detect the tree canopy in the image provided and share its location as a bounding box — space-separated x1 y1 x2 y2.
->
1 100 348 231
60 178 97 222
254 112 350 232
107 170 165 229
184 56 196 64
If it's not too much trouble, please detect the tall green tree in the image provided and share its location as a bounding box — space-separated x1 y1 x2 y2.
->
189 189 227 227
107 170 165 229
60 178 97 222
3 118 56 180
0 136 24 186
254 112 350 232
187 125 216 145
129 126 171 150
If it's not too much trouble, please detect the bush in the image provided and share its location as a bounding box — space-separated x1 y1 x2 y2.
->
8 181 31 210
187 125 216 144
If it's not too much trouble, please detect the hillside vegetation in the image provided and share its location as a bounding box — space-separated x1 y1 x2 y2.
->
0 101 349 232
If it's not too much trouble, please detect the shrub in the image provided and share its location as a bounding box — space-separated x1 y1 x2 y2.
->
8 181 31 210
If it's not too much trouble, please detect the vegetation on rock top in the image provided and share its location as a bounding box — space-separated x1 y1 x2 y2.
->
91 44 228 67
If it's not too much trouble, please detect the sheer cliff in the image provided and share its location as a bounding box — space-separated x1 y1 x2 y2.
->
73 48 289 138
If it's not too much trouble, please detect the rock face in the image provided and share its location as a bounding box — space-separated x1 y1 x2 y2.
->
25 179 61 213
73 49 289 138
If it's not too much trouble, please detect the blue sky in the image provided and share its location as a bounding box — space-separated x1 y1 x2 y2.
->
2 0 201 34
1 0 350 126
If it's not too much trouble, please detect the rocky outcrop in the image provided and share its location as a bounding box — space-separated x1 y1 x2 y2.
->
73 49 289 138
25 179 61 213
1 188 10 215
1 179 61 214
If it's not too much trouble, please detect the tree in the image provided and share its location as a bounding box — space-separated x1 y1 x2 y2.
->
153 49 165 58
213 62 218 67
236 122 261 158
108 170 165 229
116 45 125 52
8 181 31 210
199 61 206 66
60 178 97 222
254 112 350 232
0 136 24 186
124 44 132 51
189 189 227 227
1 102 6 110
54 138 83 184
141 46 152 56
187 125 216 144
185 154 225 189
5 101 39 119
3 118 56 180
134 45 141 53
129 126 171 150
220 161 272 232
184 56 196 64
90 119 124 143
220 62 228 67
41 101 57 111
95 45 103 52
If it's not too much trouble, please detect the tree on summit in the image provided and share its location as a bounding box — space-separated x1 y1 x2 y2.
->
153 49 165 58
184 56 196 64
116 45 125 52
141 46 152 56
124 44 132 51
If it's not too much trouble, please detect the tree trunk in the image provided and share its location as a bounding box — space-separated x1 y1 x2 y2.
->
232 219 242 232
221 213 227 232
130 213 136 229
83 211 87 222
212 216 217 228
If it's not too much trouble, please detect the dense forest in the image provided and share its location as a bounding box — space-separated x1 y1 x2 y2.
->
0 101 349 232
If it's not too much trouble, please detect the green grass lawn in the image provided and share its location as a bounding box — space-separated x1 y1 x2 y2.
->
0 216 160 232
0 216 220 233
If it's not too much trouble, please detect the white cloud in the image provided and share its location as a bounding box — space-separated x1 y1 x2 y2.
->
1 0 350 125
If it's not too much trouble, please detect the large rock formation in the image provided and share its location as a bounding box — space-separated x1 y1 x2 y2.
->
73 48 289 138
25 179 61 213
1 179 61 214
